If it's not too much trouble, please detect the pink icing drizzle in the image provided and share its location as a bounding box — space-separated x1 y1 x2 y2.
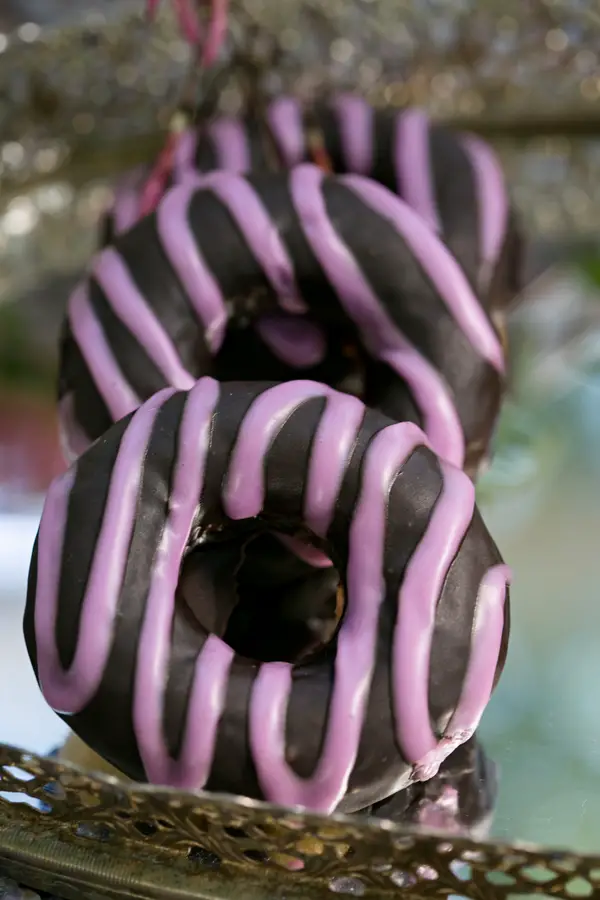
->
331 94 374 176
339 173 505 373
266 96 306 167
207 118 252 173
394 108 441 235
393 463 476 764
155 184 228 352
288 165 466 468
189 171 306 314
411 562 511 783
58 394 95 463
444 564 510 735
35 389 175 714
92 248 196 392
34 380 509 812
249 415 424 810
255 315 327 368
273 534 333 569
460 133 510 291
132 378 235 787
173 129 199 181
67 283 140 422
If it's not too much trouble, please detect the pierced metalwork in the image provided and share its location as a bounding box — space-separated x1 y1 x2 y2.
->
1 743 600 900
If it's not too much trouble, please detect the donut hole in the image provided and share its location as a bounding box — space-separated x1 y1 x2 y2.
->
177 526 344 664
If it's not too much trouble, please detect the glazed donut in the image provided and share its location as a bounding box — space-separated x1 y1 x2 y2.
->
25 378 510 813
107 96 522 311
102 98 520 397
59 166 505 476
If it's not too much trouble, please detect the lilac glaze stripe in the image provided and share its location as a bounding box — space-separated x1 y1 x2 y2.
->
266 96 306 167
460 133 509 289
156 183 228 352
133 378 234 789
250 421 424 812
445 563 510 735
411 563 510 784
289 165 465 468
340 174 505 373
93 248 196 391
223 381 333 520
191 171 306 314
255 314 327 368
35 390 174 715
394 108 441 235
112 167 146 234
304 391 365 538
207 117 252 172
331 94 374 176
393 461 476 765
173 128 199 181
33 467 75 706
58 394 93 463
67 282 140 422
379 346 464 469
274 533 332 568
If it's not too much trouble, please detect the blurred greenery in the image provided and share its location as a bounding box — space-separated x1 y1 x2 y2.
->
0 303 54 396
573 249 600 292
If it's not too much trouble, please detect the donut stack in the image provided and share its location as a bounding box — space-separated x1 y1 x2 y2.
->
24 88 522 836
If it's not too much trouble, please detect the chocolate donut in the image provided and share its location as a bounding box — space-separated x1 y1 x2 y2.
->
25 378 510 813
60 166 505 476
101 98 520 410
107 96 522 311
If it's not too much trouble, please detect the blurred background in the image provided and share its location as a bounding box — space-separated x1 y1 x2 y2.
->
1 0 600 858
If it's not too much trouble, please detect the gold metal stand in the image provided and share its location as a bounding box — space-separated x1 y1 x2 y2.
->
1 743 600 900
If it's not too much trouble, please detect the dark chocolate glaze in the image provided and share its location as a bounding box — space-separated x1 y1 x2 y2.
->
366 736 498 836
276 98 523 314
26 379 510 814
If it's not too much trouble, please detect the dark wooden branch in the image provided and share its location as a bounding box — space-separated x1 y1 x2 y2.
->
444 113 600 139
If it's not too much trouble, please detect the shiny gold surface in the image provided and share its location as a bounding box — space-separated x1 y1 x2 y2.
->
58 734 129 782
1 743 600 900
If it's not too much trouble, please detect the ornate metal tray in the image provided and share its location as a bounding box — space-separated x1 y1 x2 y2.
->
2 743 600 900
2 2 600 898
